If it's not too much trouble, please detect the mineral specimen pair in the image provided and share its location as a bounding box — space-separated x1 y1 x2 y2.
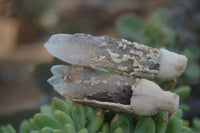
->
44 33 187 116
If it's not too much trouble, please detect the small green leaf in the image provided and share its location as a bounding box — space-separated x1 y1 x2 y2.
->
155 112 168 133
41 127 53 133
65 99 73 116
166 118 180 133
101 123 110 133
5 124 16 133
33 113 61 130
64 124 76 133
52 98 70 115
41 105 54 117
29 119 38 130
111 113 130 133
192 118 200 131
134 117 155 133
159 80 177 91
179 103 190 112
71 103 86 131
52 129 65 133
114 127 124 133
173 86 191 101
180 125 192 133
183 62 200 85
85 106 95 123
54 110 74 127
19 120 32 133
30 131 40 133
78 128 89 133
87 109 104 133
170 109 183 119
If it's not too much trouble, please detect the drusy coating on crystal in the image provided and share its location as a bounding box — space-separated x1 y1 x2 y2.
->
48 65 179 116
44 33 187 81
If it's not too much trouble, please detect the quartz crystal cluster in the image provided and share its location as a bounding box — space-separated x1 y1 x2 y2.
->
44 33 188 116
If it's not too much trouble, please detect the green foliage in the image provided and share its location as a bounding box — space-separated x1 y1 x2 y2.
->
71 103 86 131
116 14 144 42
154 112 168 133
134 117 155 133
183 61 200 85
0 124 16 133
86 109 104 133
173 85 191 101
165 118 180 133
170 109 183 119
192 118 200 131
101 123 110 133
110 114 130 133
19 120 32 133
113 127 124 133
1 98 198 133
116 13 177 49
158 80 177 91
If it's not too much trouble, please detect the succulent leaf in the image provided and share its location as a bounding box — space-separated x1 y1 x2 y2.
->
19 120 32 133
52 98 70 115
155 112 168 133
64 124 76 133
134 117 155 133
53 110 75 128
173 86 191 101
170 109 183 119
100 123 110 133
166 118 180 133
33 113 61 130
78 128 89 133
86 109 104 133
71 103 86 131
113 127 124 133
111 113 131 133
41 127 53 133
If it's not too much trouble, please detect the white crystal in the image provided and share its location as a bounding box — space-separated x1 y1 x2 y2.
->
44 33 188 81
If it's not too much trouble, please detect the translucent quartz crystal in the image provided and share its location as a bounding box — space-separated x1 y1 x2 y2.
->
48 65 179 116
44 33 187 81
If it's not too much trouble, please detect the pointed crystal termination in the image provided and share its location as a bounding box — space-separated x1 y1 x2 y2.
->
48 65 179 116
44 33 187 81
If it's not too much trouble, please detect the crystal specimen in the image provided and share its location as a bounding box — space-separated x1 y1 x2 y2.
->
44 33 187 81
48 65 179 116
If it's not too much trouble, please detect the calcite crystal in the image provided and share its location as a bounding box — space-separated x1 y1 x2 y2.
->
44 33 188 81
48 65 179 116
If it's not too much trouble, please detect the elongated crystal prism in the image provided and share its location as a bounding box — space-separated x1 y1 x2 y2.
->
44 33 187 81
48 65 179 116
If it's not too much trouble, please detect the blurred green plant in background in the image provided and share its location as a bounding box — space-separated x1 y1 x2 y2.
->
15 0 55 26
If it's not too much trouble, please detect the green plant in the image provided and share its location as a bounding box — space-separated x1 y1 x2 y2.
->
1 94 199 133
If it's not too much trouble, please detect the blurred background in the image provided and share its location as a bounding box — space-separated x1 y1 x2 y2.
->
0 0 199 127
